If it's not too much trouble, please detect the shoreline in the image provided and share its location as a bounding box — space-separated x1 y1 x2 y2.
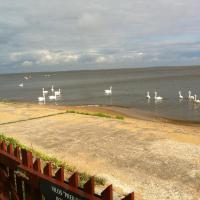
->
1 64 200 76
1 99 200 127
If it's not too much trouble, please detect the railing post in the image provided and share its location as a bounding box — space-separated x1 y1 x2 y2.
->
84 176 95 195
21 149 33 168
7 144 15 186
55 167 64 182
43 163 52 177
69 172 79 188
21 149 34 200
33 158 42 173
1 141 7 151
14 146 20 159
7 144 13 155
32 158 42 200
122 192 135 200
101 185 113 200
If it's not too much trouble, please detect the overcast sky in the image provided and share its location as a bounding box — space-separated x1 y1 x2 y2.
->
0 0 200 73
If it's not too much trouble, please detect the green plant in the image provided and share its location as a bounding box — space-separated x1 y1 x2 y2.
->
116 116 124 120
79 172 106 187
66 110 124 120
93 112 111 118
94 176 106 185
66 110 76 113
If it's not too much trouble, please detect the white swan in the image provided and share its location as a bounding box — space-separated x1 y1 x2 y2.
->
146 91 151 99
55 89 61 96
188 90 194 100
42 88 48 95
104 86 112 95
49 93 57 100
178 91 183 99
194 95 200 103
19 83 23 87
51 85 54 92
38 93 45 102
154 91 163 100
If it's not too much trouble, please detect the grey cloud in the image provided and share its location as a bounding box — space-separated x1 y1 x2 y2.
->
0 0 200 73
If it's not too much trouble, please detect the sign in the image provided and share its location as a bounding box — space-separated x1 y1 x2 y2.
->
40 179 88 200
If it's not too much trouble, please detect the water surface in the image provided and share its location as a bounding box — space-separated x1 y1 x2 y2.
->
1 66 200 121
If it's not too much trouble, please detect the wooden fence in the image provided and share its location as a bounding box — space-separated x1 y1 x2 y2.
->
0 141 134 200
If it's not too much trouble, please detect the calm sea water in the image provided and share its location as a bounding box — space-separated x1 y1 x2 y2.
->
1 66 200 121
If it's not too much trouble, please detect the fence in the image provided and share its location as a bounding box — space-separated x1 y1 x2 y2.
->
0 141 134 200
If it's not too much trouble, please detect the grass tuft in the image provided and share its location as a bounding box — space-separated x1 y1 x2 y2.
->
66 110 124 120
116 115 124 120
94 176 106 185
79 172 106 187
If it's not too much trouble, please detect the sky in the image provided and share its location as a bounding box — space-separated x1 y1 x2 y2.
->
0 0 200 73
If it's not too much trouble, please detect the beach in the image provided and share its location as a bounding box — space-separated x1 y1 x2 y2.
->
0 101 200 200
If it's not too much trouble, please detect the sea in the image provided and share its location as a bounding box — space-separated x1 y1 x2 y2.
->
1 66 200 122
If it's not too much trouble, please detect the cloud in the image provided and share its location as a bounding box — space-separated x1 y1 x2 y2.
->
21 60 33 66
95 55 115 64
122 52 144 59
0 0 200 73
10 50 80 65
36 50 79 64
9 49 146 68
96 56 106 63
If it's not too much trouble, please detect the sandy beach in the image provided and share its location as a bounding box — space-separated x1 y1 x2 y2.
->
0 101 200 200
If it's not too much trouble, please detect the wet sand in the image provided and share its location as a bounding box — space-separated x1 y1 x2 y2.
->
0 101 200 200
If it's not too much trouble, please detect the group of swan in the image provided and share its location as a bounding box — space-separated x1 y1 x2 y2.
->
146 91 163 100
38 85 61 103
146 90 200 103
18 75 32 88
179 90 200 103
104 86 112 95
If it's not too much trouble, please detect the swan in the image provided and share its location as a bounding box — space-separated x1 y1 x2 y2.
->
104 86 112 95
42 88 48 95
38 93 45 102
188 90 194 100
19 83 23 87
51 85 54 92
178 91 183 99
194 95 200 103
55 89 61 96
49 93 57 100
154 91 163 100
24 76 29 80
146 91 151 99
